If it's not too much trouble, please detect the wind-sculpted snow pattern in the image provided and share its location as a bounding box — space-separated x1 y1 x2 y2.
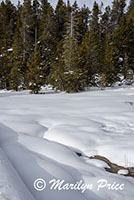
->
0 86 134 200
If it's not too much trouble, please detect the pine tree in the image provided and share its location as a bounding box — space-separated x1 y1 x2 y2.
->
49 40 64 90
125 18 134 72
79 31 92 86
100 6 111 40
33 0 40 45
0 53 11 89
122 52 133 84
125 0 134 74
112 14 129 76
51 9 84 92
0 0 16 89
81 5 90 37
110 0 126 33
9 0 37 90
71 1 90 44
21 0 34 62
87 1 103 83
127 0 134 19
9 5 25 90
78 2 103 87
26 44 42 93
72 1 82 43
55 0 66 42
90 1 101 35
39 0 57 85
103 34 116 86
0 0 16 51
62 35 82 92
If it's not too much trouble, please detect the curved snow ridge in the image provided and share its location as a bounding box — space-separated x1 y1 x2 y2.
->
42 113 134 167
0 148 35 200
18 128 134 200
0 123 100 200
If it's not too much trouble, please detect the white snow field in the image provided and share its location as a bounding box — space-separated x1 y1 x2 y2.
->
0 86 134 200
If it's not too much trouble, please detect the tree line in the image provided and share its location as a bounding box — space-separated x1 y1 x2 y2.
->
0 0 134 93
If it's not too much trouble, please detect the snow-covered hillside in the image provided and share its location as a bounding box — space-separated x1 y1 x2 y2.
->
0 86 134 200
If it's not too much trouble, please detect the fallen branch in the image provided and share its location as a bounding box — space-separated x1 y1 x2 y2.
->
76 153 134 178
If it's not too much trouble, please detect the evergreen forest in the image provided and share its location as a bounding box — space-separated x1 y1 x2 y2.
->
0 0 134 93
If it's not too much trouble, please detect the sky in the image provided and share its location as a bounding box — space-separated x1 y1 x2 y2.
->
6 0 113 8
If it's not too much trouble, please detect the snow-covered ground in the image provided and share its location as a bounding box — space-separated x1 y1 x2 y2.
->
0 86 134 200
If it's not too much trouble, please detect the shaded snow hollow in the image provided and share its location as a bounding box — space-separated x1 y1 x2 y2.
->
0 86 134 200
